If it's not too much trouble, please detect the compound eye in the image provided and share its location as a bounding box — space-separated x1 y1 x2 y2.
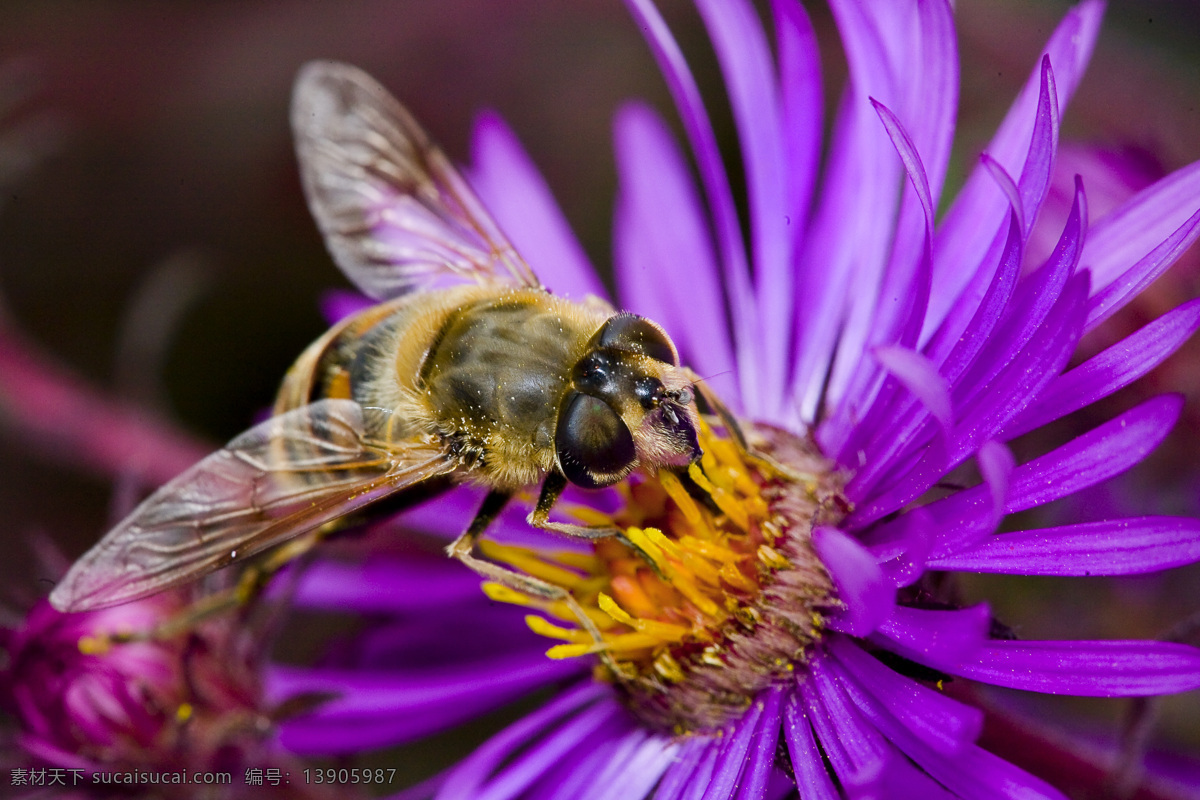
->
597 313 679 365
555 391 636 489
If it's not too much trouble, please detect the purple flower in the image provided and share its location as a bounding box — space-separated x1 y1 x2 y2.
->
267 0 1200 797
0 590 267 777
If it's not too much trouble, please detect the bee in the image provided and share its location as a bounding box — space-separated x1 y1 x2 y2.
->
48 62 709 627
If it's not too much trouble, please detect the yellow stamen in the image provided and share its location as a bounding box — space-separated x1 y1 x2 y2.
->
525 615 592 643
688 463 750 531
78 635 111 656
658 471 704 530
478 541 588 588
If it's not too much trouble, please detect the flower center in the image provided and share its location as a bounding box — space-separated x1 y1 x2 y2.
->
484 418 847 733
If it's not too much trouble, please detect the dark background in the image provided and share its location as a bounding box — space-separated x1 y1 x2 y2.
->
0 0 1197 783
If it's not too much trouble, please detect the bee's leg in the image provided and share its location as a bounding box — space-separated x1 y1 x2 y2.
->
526 471 621 540
684 367 751 454
526 472 664 580
447 488 606 647
684 367 815 483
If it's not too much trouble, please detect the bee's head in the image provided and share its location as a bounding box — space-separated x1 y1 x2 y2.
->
555 313 700 489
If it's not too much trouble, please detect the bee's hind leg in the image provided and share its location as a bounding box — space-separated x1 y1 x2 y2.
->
447 488 606 648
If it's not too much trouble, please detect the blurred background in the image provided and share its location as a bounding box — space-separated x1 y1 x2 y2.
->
0 0 1197 790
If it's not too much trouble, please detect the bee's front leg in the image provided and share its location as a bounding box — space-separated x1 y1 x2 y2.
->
525 471 621 540
446 487 606 646
527 472 665 580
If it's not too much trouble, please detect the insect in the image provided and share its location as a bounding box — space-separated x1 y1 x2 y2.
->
48 61 712 629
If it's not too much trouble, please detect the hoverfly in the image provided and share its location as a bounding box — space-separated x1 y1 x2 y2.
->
49 62 713 627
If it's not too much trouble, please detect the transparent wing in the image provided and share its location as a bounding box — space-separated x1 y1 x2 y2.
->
292 60 540 298
49 399 454 612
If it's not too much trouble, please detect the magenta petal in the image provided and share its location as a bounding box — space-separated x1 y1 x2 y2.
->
612 102 739 407
812 526 894 636
874 604 990 672
829 637 983 753
769 0 822 244
1085 204 1200 332
467 111 605 302
978 440 1015 531
949 640 1200 696
867 506 934 587
929 516 1200 575
467 702 621 800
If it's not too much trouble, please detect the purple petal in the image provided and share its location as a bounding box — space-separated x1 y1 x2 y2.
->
812 525 895 636
954 177 1084 409
1001 393 1182 514
912 393 1184 559
696 705 761 800
270 653 587 754
612 102 739 406
732 687 784 800
318 288 373 324
653 736 715 800
472 702 622 800
833 659 1069 800
1085 204 1200 332
929 516 1200 576
873 604 990 672
284 555 483 613
800 660 891 792
948 640 1200 696
866 505 934 587
467 111 605 301
829 637 983 753
790 0 906 421
769 0 822 250
831 213 1020 479
927 0 1101 338
1083 159 1200 322
980 154 1026 237
579 733 677 800
848 271 1088 526
821 96 939 450
694 0 791 418
978 439 1016 531
1006 298 1200 438
781 691 840 800
873 345 951 433
622 0 757 404
434 684 610 800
